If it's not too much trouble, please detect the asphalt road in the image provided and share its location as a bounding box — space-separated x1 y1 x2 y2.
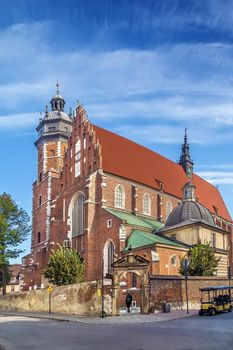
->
0 312 233 350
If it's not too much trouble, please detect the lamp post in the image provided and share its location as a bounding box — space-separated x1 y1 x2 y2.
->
183 258 190 315
228 266 231 286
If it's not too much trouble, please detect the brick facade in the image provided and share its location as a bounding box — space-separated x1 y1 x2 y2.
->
150 276 233 311
21 92 233 291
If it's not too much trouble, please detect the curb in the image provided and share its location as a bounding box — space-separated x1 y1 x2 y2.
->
0 311 198 325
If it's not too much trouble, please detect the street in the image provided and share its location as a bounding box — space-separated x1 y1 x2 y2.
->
0 312 233 350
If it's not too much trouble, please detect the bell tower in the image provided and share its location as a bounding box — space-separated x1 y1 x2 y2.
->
179 129 194 179
35 82 73 179
30 83 73 288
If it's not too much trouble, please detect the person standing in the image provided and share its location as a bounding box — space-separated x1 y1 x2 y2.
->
125 292 133 313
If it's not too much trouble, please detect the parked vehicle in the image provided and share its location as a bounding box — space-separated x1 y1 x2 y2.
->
199 285 233 316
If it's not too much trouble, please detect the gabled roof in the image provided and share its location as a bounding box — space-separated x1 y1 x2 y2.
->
94 125 231 222
124 230 187 251
105 208 163 230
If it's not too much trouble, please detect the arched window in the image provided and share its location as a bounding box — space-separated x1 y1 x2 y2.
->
166 201 173 220
115 185 125 209
143 193 151 215
72 193 85 237
103 240 115 276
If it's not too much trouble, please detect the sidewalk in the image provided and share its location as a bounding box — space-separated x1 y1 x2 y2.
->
0 310 198 324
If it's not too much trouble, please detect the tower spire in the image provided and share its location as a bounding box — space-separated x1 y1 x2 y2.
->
50 81 65 111
56 80 60 95
184 128 187 143
179 129 194 179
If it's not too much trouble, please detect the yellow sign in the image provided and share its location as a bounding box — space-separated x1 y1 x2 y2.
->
97 288 101 297
48 286 53 293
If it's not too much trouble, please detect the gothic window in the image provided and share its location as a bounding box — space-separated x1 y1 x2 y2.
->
166 201 173 220
75 139 81 177
75 161 81 177
115 185 125 209
103 240 115 276
38 195 42 206
75 139 81 154
50 150 55 157
143 193 151 215
72 193 85 237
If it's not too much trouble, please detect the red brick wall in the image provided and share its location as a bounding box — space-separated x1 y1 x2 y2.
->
150 276 232 311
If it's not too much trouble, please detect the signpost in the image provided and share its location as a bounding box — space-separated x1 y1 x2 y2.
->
183 258 190 315
48 285 53 314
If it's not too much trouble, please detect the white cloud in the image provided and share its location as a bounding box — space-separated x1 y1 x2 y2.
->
0 113 37 129
1 21 233 140
197 171 233 185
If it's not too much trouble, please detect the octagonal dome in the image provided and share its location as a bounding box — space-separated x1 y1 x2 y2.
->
44 110 72 122
165 200 215 228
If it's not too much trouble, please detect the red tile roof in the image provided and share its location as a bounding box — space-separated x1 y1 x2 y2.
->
94 125 231 222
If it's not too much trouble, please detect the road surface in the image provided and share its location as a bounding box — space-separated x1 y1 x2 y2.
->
0 312 232 350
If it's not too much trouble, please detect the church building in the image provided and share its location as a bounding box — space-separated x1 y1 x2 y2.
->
21 85 232 291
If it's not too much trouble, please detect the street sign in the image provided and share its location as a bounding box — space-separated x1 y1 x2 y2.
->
48 285 53 293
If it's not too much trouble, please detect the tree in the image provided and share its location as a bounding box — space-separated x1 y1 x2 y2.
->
44 245 84 285
0 257 12 291
0 192 31 294
179 242 220 276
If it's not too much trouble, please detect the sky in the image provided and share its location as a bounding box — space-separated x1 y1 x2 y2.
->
0 0 233 263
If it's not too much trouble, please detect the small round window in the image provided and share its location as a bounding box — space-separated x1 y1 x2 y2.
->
170 255 177 266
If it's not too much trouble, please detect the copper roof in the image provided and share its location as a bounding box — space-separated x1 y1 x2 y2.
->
93 125 231 222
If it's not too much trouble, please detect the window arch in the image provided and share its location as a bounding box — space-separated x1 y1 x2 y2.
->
71 193 85 237
143 193 151 215
103 239 115 276
115 185 125 209
166 201 173 220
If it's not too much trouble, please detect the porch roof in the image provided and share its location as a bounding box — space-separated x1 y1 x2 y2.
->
105 208 163 230
124 230 187 251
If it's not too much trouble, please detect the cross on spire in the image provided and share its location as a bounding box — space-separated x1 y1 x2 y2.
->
56 80 60 95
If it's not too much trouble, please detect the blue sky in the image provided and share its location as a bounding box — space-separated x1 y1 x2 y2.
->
1 0 233 262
